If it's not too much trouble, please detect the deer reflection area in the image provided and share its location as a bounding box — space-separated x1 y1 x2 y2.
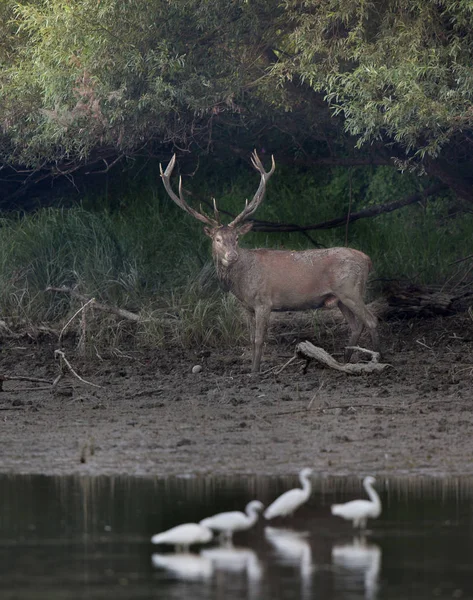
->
332 536 381 600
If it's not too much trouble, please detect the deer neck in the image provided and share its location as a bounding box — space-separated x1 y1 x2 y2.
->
213 247 253 294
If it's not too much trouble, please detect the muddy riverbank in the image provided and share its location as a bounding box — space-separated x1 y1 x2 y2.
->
1 312 472 478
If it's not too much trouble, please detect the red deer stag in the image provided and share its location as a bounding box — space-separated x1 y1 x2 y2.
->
160 151 379 373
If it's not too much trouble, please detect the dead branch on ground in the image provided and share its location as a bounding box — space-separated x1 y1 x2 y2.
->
296 341 390 374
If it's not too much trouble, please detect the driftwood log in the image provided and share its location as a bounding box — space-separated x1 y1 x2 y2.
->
296 341 390 374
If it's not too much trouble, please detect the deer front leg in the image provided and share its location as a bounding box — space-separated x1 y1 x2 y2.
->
251 306 271 373
247 310 256 349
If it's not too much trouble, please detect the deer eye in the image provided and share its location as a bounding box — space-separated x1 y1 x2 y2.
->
215 236 222 243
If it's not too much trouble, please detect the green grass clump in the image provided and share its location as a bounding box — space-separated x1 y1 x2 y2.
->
0 199 247 350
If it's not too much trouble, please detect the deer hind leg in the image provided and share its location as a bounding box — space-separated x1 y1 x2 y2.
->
251 306 271 373
338 301 364 362
337 296 379 361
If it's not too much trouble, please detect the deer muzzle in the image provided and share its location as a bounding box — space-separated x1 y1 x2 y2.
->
221 249 238 267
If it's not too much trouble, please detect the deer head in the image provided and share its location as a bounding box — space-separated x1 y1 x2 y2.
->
160 151 275 267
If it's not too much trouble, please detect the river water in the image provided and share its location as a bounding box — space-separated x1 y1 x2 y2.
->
1 473 472 599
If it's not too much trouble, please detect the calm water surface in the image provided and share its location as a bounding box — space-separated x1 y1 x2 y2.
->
0 474 472 599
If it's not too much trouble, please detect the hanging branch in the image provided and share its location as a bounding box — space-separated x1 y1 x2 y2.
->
251 183 447 233
198 183 446 235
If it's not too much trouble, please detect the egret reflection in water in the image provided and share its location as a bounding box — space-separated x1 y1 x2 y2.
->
2 474 473 600
201 545 263 581
332 536 381 600
151 552 214 581
265 526 314 598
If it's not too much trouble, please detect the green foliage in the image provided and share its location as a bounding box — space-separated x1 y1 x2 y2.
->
3 0 473 206
0 0 284 168
276 0 473 158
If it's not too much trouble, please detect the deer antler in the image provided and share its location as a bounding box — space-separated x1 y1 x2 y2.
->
228 150 276 228
160 155 220 227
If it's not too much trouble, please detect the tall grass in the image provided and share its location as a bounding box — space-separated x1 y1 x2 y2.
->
0 163 471 350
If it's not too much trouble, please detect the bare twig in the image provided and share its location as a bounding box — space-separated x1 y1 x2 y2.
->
307 381 325 410
59 297 96 344
0 375 51 384
345 346 382 362
54 350 102 389
416 339 434 352
46 286 141 321
2 386 53 393
263 355 297 375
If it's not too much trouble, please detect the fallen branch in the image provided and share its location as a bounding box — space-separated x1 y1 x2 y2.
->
46 286 141 321
296 341 390 374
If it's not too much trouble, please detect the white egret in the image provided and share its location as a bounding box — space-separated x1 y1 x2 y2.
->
200 500 264 540
331 476 381 529
151 552 214 581
264 468 313 520
151 523 213 551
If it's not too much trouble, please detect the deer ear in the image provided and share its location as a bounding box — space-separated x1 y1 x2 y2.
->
237 222 253 236
203 226 213 238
